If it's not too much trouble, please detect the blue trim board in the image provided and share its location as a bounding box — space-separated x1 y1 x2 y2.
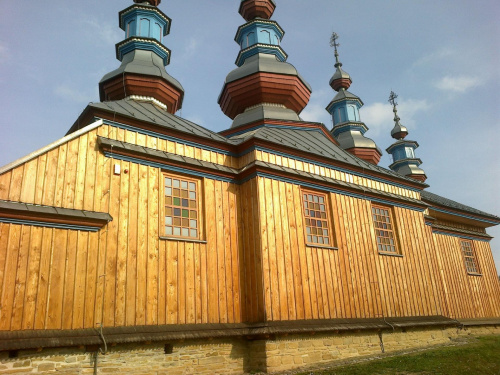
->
103 152 237 184
252 146 422 193
100 118 422 193
100 119 236 157
0 218 101 232
104 149 424 212
432 230 491 243
430 207 500 225
255 172 425 213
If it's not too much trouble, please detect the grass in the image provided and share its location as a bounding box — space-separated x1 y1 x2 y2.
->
297 336 500 375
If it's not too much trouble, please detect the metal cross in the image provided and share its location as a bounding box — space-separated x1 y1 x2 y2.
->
388 91 398 107
330 32 340 51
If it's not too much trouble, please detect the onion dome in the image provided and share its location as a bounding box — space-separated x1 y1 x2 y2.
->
239 0 276 21
219 0 312 128
325 33 381 165
386 91 427 182
99 0 184 114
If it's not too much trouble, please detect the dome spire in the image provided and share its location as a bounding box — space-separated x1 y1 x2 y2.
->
386 91 427 182
98 0 184 114
328 32 351 91
325 32 381 165
218 0 312 129
388 91 408 140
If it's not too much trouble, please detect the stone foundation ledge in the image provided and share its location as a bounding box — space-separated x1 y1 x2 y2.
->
0 323 498 374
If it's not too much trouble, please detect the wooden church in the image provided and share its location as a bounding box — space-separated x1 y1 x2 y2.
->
1 0 499 373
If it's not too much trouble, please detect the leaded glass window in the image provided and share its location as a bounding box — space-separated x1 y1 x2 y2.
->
302 190 332 246
164 176 199 239
372 205 399 254
460 240 480 274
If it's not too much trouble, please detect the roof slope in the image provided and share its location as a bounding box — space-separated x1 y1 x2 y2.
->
71 99 230 144
421 190 500 221
229 126 426 185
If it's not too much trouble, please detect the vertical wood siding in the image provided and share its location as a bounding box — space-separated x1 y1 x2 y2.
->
253 177 455 321
433 233 500 319
0 128 243 330
1 126 499 333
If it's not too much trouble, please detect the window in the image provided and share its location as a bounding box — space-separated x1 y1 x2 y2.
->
164 175 200 239
372 205 399 254
460 240 480 274
302 190 332 246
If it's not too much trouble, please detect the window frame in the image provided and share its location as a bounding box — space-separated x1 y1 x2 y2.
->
161 173 205 242
301 189 335 249
371 204 401 256
460 240 481 275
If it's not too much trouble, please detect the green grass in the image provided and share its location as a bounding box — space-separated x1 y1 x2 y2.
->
298 336 500 375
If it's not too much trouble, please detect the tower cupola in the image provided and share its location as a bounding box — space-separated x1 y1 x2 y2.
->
386 91 427 182
218 0 312 129
325 33 382 165
99 0 184 114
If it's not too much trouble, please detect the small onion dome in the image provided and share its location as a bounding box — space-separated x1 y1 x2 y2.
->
390 110 408 140
239 0 276 21
329 63 352 91
134 0 161 6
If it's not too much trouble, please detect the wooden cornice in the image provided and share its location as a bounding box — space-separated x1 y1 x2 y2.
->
70 105 426 192
98 137 427 212
0 200 112 232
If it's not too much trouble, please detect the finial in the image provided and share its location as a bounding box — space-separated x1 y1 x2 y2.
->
330 32 341 67
388 91 408 140
388 90 398 108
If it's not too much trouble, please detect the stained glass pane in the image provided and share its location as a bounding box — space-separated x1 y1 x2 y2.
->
164 175 200 239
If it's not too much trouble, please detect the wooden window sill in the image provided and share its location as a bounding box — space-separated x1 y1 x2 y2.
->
159 236 207 244
467 272 482 277
306 244 338 250
378 252 404 258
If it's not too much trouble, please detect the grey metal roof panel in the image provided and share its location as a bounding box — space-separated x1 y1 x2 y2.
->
222 53 312 92
0 200 113 222
230 126 426 185
88 99 230 143
421 191 500 220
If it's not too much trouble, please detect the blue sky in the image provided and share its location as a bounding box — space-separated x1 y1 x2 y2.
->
1 0 499 271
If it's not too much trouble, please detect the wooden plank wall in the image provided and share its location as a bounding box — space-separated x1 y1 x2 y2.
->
255 176 448 321
432 233 500 319
0 127 243 331
238 180 265 323
1 125 500 332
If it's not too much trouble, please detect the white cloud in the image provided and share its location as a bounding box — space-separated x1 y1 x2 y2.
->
82 18 121 45
434 75 482 93
181 37 200 60
54 84 91 104
412 48 454 68
300 89 332 125
361 99 430 135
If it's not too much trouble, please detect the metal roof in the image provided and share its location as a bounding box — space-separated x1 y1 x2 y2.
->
421 191 500 220
229 126 426 185
86 98 230 144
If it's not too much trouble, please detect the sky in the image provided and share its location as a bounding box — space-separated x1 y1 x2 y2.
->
0 0 499 271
